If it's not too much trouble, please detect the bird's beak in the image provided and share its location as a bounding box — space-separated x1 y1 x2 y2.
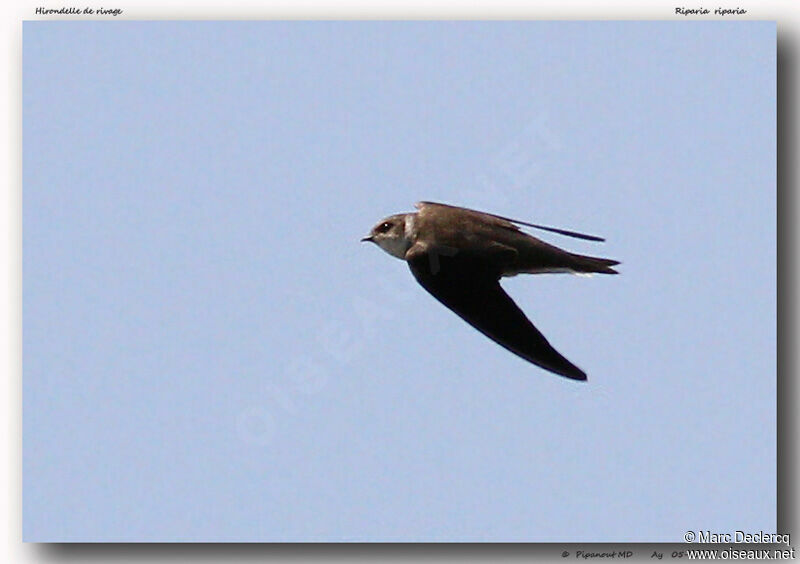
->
361 235 373 243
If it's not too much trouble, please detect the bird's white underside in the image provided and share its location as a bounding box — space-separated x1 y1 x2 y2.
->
503 267 593 277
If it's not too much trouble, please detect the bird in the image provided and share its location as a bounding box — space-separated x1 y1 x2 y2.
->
361 201 619 381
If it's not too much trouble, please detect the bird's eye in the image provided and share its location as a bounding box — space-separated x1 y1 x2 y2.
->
377 222 392 233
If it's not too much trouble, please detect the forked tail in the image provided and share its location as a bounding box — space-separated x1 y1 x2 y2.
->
570 254 620 275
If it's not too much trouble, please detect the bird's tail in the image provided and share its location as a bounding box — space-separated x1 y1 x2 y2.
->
568 253 620 275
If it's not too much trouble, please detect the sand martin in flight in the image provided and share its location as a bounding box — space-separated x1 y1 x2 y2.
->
361 202 619 381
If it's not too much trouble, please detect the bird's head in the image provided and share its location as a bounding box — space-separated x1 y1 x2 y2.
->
361 213 412 259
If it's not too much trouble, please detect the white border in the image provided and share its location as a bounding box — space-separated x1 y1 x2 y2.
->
4 2 796 561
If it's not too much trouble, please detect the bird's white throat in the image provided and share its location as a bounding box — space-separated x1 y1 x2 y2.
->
376 214 414 260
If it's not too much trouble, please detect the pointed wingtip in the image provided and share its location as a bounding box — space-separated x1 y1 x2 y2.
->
560 368 587 381
529 357 587 381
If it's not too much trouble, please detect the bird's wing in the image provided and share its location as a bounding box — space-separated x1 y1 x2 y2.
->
415 201 521 233
406 243 587 380
415 201 606 242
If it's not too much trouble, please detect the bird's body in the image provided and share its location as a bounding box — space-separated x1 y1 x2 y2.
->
362 202 619 381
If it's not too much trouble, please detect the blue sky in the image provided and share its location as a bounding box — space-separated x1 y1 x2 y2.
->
23 21 775 541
